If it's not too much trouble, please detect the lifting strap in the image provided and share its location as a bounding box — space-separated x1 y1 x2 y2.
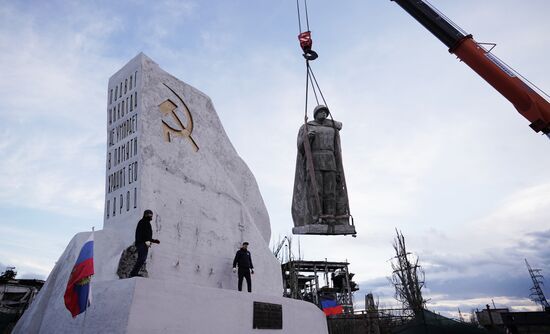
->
302 63 322 219
297 1 353 227
296 0 318 61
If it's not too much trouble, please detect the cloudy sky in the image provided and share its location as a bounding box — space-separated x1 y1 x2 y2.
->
1 0 550 320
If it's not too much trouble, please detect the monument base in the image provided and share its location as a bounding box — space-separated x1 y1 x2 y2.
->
15 278 328 334
292 224 357 236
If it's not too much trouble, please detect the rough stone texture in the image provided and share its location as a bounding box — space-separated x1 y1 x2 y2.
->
116 244 148 279
14 53 328 333
292 224 356 235
133 54 281 292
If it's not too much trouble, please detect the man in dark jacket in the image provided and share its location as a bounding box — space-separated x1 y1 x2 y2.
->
130 209 160 277
232 242 254 292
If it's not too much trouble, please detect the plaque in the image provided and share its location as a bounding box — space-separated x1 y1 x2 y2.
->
253 301 283 329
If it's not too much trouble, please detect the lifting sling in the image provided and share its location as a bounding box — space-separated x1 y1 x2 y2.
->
294 0 354 234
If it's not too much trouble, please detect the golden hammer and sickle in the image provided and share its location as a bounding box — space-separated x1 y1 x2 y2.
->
159 83 199 152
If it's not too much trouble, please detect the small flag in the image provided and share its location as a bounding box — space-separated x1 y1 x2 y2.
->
64 231 94 318
321 299 343 316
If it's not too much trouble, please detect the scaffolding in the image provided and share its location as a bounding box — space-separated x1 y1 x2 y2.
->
281 260 359 313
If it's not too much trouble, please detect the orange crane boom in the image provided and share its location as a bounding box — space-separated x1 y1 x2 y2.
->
392 0 550 138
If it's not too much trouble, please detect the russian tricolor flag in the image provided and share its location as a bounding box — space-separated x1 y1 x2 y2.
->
321 299 343 316
64 231 94 318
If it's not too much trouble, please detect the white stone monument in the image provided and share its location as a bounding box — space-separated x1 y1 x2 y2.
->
14 53 328 333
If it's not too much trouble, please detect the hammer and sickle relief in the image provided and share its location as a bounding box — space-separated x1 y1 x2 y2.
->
158 83 199 152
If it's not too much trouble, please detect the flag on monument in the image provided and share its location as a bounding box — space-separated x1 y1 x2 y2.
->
320 299 343 316
64 230 94 318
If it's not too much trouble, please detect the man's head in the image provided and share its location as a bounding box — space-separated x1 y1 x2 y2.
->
242 242 249 250
143 209 153 220
313 105 329 121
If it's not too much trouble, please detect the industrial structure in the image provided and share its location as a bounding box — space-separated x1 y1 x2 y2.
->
0 267 44 333
281 260 359 314
525 259 550 311
476 305 550 334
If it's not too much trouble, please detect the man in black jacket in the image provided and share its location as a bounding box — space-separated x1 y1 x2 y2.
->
130 209 160 277
232 242 254 292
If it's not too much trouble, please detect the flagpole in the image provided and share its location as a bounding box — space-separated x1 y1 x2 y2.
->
81 308 88 334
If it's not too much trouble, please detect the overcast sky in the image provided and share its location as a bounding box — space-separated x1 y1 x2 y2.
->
1 0 550 320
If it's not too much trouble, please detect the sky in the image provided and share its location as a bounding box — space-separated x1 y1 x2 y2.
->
1 0 550 320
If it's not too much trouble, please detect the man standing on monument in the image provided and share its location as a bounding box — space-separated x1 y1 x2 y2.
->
292 104 351 232
130 209 160 277
232 242 254 292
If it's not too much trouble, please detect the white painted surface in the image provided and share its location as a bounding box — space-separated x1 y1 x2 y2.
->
99 53 281 293
126 279 328 334
14 54 327 333
17 264 328 333
103 54 142 236
135 54 281 292
13 231 132 334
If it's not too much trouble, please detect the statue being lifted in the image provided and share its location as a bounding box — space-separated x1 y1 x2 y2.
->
292 105 356 235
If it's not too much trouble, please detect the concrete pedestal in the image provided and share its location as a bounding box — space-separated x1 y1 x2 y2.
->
14 230 328 333
293 224 356 236
14 53 328 333
16 278 327 334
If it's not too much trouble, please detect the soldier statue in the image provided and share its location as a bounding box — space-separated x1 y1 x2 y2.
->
291 105 355 235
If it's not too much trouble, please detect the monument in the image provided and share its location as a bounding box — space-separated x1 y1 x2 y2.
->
14 53 328 333
291 105 356 236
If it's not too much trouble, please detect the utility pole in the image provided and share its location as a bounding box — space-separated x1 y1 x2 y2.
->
525 259 550 311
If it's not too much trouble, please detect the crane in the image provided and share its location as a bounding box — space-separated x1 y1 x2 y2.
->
273 236 291 259
391 0 550 139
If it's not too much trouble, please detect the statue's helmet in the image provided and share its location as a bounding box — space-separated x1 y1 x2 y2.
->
313 105 330 118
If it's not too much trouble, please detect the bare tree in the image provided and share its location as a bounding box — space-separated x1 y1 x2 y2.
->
390 229 426 315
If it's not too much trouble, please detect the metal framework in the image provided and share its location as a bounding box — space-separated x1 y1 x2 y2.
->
525 259 550 311
281 260 358 313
